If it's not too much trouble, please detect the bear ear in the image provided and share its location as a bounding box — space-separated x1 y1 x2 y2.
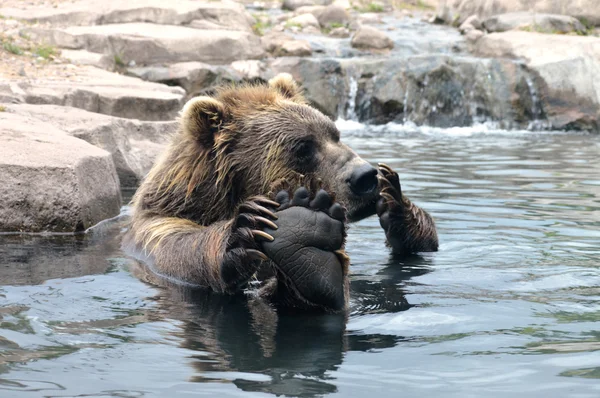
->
268 73 304 101
180 96 227 147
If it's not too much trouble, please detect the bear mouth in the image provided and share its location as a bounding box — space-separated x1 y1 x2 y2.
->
346 197 378 222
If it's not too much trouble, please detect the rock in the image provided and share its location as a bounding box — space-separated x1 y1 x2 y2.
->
262 34 312 57
474 31 600 131
287 13 321 29
462 14 482 30
0 0 253 28
465 28 484 41
283 0 333 11
314 5 350 28
0 112 121 232
438 0 600 27
264 57 345 117
277 40 313 57
351 25 394 50
4 104 175 187
230 60 267 80
357 13 384 25
338 55 540 128
24 23 265 66
459 14 481 33
0 65 184 121
333 0 352 9
126 62 240 98
294 5 326 15
60 49 114 70
329 26 351 37
482 12 586 34
302 26 322 34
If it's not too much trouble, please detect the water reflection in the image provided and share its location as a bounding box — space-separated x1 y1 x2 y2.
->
130 253 427 397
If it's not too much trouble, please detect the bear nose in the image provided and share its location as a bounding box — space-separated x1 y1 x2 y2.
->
348 164 378 196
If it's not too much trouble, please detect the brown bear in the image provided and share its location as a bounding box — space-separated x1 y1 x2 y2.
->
123 73 438 313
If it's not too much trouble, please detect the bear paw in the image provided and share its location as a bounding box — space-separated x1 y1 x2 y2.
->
262 186 349 312
376 163 405 240
221 196 280 290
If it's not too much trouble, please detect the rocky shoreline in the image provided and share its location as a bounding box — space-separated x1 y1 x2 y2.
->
1 0 599 232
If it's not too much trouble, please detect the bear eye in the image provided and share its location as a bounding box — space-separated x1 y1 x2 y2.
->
294 140 315 159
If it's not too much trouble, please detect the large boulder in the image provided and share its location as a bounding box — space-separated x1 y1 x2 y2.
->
474 31 600 131
264 57 345 118
126 62 241 98
287 13 321 29
262 34 313 57
60 49 115 70
0 65 185 121
338 55 539 128
0 0 253 29
4 104 176 187
351 26 394 50
438 0 600 27
314 5 350 28
24 23 265 66
0 112 121 233
482 12 586 34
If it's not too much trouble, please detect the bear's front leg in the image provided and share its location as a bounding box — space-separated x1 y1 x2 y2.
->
260 186 350 313
376 163 439 255
221 196 281 291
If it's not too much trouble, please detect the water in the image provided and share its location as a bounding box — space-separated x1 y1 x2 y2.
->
1 125 600 397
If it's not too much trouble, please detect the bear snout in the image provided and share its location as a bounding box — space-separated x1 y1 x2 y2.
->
347 163 379 196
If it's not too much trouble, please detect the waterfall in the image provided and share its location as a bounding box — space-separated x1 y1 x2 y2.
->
402 85 410 123
524 74 548 130
345 75 358 121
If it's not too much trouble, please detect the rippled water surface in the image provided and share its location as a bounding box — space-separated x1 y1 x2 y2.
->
1 125 600 397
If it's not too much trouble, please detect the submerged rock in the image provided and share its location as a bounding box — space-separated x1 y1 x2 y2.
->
0 112 121 233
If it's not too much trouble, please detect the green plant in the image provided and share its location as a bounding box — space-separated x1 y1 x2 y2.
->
284 21 302 29
33 44 58 59
519 24 561 35
391 0 434 11
0 105 6 112
321 22 346 34
576 17 594 36
114 54 125 67
2 41 23 55
252 18 272 36
365 2 384 12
